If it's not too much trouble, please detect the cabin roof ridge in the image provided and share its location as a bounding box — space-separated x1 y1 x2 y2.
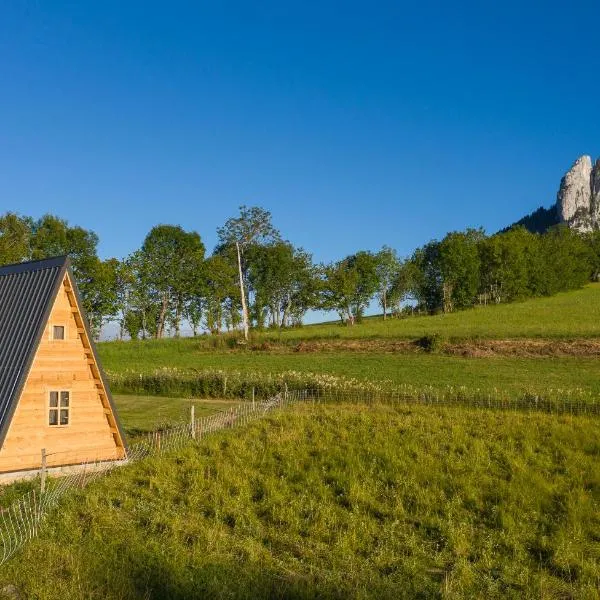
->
0 256 70 278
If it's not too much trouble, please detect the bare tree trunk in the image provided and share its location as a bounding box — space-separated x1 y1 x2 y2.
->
174 297 182 338
157 294 170 338
383 289 387 320
236 241 249 340
281 299 291 328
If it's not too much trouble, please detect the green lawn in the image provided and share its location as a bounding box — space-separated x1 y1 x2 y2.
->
3 402 599 599
97 285 600 398
113 395 239 435
101 285 600 350
103 351 600 396
273 284 600 341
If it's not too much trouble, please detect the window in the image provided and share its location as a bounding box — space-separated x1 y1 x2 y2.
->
49 391 69 426
52 325 65 340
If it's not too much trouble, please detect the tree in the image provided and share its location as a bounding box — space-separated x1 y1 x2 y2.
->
388 258 420 316
78 258 120 339
0 213 31 265
411 241 443 313
375 246 400 320
203 254 238 334
322 251 379 324
248 242 318 328
217 206 280 339
438 229 484 312
138 225 205 338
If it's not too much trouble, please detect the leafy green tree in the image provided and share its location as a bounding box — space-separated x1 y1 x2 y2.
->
138 225 205 338
248 242 318 328
411 242 443 313
539 225 594 294
77 258 120 339
322 251 379 324
375 246 401 320
438 229 484 312
478 227 530 303
217 206 280 338
388 258 420 316
203 254 238 334
0 213 32 265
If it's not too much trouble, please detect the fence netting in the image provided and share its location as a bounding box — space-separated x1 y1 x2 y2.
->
0 385 598 565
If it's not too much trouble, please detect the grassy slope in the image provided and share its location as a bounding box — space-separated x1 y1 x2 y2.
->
99 285 600 396
3 403 599 599
103 350 600 396
276 284 600 341
113 395 239 435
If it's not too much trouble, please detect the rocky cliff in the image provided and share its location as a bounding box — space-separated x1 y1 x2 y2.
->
510 155 600 234
556 155 600 232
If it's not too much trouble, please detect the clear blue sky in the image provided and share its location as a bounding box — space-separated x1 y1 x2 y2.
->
1 1 599 265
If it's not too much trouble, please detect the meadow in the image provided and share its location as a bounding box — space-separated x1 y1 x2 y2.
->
104 352 600 397
1 402 599 599
260 283 600 341
99 284 600 401
113 394 239 435
1 281 596 598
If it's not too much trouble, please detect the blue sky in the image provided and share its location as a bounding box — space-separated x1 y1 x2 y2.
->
1 1 600 267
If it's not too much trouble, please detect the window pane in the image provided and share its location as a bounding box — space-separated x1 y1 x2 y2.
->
60 409 69 425
49 409 58 426
60 391 70 407
49 391 58 407
53 325 65 340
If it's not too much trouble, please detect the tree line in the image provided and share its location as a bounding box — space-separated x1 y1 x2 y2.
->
1 208 599 340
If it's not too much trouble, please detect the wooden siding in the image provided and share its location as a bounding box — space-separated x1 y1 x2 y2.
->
0 273 125 472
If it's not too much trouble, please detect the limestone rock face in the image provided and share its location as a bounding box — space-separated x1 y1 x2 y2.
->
557 155 592 227
591 158 600 226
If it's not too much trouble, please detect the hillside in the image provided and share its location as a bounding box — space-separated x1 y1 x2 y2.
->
263 284 600 342
2 403 598 599
104 284 600 348
99 285 600 398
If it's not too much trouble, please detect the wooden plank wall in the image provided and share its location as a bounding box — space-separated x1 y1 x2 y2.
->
0 274 125 472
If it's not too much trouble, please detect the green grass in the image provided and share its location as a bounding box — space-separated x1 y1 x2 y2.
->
113 395 239 435
103 351 600 397
103 284 600 350
2 402 600 598
273 284 600 341
97 285 600 399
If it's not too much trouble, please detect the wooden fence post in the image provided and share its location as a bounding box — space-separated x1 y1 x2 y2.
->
191 405 196 439
252 387 255 409
40 448 47 495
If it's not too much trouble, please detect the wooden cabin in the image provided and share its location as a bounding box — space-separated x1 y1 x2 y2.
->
0 256 126 476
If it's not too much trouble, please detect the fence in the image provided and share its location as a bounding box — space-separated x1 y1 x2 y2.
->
0 384 599 565
0 389 305 566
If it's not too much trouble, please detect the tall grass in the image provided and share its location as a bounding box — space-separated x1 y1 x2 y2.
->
107 368 600 416
1 403 599 598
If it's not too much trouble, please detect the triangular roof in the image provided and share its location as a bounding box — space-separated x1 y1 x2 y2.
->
0 256 126 450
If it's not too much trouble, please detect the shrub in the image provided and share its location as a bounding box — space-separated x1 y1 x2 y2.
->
416 333 445 353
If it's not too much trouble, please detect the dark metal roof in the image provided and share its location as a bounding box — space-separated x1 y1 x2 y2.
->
0 256 127 453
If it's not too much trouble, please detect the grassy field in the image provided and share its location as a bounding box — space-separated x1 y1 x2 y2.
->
97 285 600 400
271 284 600 341
113 395 239 435
103 351 600 397
103 285 600 349
2 402 599 599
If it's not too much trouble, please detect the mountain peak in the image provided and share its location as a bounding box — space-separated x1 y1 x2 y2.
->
557 155 595 231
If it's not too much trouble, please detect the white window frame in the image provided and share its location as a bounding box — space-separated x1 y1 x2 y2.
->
48 390 70 427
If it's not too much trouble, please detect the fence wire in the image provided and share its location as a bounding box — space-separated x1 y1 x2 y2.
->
0 390 301 566
0 384 598 566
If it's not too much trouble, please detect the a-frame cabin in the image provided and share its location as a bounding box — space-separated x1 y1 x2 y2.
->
0 256 126 475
